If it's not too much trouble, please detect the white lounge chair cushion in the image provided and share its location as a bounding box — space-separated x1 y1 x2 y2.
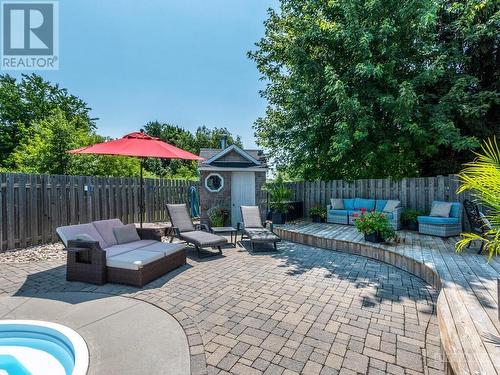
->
93 219 124 247
140 242 185 256
56 224 107 249
106 250 163 270
104 240 158 258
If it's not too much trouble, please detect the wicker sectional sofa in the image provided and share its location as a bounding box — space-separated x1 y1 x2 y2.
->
57 219 186 287
327 198 402 230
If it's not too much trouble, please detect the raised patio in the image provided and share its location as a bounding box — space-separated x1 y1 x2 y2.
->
275 222 500 375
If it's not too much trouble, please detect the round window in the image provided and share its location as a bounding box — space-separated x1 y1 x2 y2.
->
205 173 224 193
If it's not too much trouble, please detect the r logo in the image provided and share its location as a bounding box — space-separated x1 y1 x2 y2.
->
3 3 53 55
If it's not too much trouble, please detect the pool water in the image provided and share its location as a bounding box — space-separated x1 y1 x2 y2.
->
0 321 88 375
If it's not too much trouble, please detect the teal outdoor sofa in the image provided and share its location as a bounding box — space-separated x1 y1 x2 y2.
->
327 198 402 230
417 201 462 237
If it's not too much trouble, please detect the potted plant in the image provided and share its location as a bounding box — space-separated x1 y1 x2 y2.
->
310 204 327 223
265 175 292 224
207 206 229 227
353 208 396 243
401 209 424 231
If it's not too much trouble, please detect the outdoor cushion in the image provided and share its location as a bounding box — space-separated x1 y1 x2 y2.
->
417 216 459 225
241 206 263 228
140 242 185 256
56 223 107 249
354 198 375 211
167 204 196 232
375 200 388 212
106 250 163 270
329 209 348 216
447 202 462 218
343 199 356 210
104 240 158 258
113 224 140 244
383 200 401 213
180 230 227 248
430 202 453 218
93 219 124 247
330 199 344 210
244 228 280 243
75 233 96 242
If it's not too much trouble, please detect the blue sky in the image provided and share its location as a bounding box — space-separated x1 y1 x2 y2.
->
6 0 279 148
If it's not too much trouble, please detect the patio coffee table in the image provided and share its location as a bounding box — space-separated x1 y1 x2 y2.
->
210 226 237 247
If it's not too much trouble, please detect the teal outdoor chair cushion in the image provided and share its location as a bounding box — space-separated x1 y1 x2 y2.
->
354 198 376 211
329 209 348 216
375 200 388 211
417 216 459 225
343 199 356 210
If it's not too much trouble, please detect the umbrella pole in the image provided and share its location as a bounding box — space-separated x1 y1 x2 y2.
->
140 158 144 228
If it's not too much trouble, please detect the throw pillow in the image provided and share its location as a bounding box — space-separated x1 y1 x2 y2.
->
75 233 96 242
429 202 453 218
113 224 141 244
383 200 400 213
330 199 344 210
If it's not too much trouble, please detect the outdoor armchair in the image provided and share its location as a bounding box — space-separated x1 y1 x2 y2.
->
166 203 227 257
238 205 281 251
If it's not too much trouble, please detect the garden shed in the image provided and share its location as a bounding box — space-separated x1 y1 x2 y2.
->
198 141 268 227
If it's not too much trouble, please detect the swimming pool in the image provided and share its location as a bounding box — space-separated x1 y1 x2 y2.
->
0 320 88 375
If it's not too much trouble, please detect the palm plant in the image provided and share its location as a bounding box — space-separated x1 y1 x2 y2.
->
456 138 500 260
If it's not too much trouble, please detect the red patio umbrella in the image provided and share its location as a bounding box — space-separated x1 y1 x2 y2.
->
68 131 203 227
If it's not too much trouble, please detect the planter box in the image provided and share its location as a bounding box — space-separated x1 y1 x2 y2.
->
407 222 418 231
271 212 286 224
311 216 325 223
364 232 384 243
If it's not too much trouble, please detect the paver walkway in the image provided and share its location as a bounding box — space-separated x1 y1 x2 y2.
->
0 240 443 375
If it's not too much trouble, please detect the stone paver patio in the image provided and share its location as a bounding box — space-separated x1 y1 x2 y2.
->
0 240 444 375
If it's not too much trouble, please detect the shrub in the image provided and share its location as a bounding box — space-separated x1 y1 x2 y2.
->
353 209 396 241
401 209 424 224
309 205 327 220
207 206 229 227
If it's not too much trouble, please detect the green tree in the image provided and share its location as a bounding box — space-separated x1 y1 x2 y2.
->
0 74 95 168
249 0 499 180
143 121 243 179
9 109 138 177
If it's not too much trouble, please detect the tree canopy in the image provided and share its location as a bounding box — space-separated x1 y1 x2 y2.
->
143 121 242 179
249 0 499 180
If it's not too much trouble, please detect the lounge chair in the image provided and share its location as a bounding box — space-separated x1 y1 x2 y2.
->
166 204 227 257
56 219 186 287
238 205 281 251
463 199 492 254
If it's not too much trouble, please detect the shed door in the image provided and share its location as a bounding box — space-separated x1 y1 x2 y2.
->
231 172 255 227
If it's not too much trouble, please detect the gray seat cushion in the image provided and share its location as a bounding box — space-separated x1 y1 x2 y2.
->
140 242 185 256
330 199 344 210
180 231 227 248
383 200 401 213
106 250 163 270
56 223 107 249
244 228 280 243
93 219 124 247
167 204 196 232
241 206 263 228
104 240 158 258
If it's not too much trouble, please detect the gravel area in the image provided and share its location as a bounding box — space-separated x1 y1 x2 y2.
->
0 242 66 263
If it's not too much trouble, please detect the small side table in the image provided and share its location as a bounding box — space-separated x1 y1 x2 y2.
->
210 226 237 247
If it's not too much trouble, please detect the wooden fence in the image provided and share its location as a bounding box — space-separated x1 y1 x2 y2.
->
0 173 196 251
286 175 474 217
